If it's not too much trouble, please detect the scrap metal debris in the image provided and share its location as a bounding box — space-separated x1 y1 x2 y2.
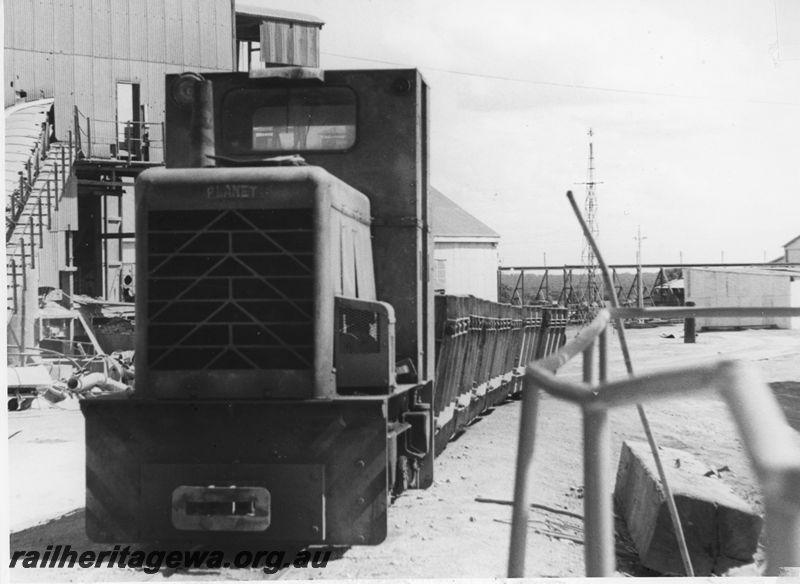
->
8 293 137 410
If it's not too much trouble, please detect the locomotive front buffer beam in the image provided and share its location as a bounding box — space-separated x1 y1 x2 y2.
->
82 382 433 546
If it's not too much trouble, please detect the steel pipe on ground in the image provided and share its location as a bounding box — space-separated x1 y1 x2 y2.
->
67 373 130 394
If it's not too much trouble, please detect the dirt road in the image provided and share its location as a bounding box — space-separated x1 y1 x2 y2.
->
8 324 800 580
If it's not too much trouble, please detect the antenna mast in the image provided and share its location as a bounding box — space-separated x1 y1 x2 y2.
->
634 225 648 308
579 128 603 318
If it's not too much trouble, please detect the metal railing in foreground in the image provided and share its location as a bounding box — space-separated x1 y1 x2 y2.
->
613 306 800 320
508 305 800 577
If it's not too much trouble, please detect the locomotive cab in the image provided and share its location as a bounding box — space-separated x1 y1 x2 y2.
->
81 69 434 546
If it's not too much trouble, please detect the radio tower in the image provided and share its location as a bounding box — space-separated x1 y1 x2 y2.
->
579 128 603 319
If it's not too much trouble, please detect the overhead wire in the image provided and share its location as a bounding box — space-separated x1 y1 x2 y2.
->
322 51 800 107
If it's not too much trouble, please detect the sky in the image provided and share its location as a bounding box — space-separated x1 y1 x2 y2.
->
247 0 800 267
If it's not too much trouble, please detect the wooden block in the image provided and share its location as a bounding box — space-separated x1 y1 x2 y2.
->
614 440 762 575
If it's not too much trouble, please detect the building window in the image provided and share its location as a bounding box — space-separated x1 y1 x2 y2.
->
237 41 261 72
435 259 447 288
116 82 141 158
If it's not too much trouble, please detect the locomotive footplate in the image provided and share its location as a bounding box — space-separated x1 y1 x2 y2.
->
81 396 403 545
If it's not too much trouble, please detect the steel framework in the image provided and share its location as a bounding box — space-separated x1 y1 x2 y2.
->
578 129 603 311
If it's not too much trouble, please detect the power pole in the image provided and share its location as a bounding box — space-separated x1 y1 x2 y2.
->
543 252 548 301
635 225 647 308
578 128 603 320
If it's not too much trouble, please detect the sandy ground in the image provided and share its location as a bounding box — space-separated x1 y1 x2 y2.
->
6 324 800 580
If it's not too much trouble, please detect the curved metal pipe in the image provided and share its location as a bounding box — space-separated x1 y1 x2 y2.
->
565 190 695 576
67 372 130 394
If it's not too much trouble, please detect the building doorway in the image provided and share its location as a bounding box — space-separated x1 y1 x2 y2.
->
116 82 141 159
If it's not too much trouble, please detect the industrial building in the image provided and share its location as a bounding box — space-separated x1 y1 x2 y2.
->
4 1 327 158
684 231 800 330
3 3 324 318
781 234 800 264
5 1 503 359
686 266 800 330
430 187 500 301
6 1 319 356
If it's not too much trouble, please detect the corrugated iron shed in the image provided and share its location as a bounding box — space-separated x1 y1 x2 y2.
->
6 0 234 148
236 3 323 41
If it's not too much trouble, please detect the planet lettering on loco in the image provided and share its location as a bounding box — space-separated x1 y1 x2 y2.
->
205 184 266 200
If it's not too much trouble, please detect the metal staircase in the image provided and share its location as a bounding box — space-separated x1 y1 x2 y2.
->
6 137 78 319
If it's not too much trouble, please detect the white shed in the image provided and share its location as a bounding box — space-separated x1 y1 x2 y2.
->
783 234 800 264
430 187 500 301
685 267 800 330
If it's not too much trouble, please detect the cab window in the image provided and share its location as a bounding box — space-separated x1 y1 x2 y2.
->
222 87 356 153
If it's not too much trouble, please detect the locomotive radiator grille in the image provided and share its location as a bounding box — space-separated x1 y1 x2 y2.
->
146 208 314 371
